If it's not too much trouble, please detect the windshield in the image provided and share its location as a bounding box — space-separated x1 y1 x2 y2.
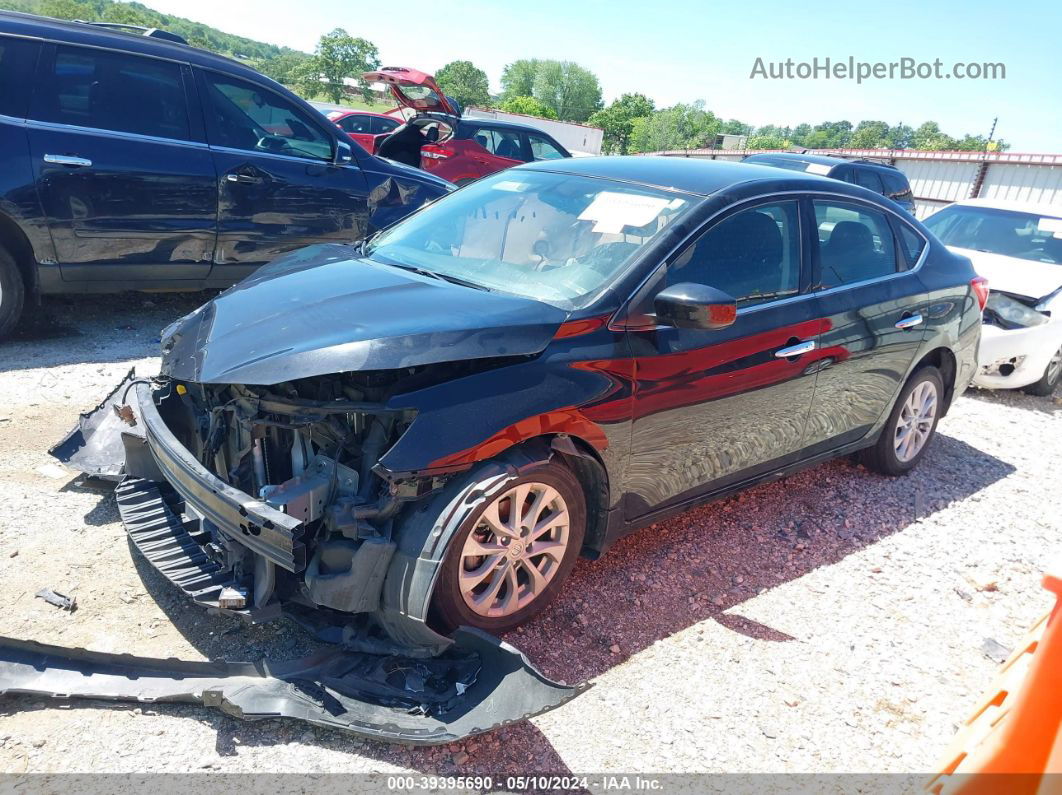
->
924 205 1062 265
363 170 696 308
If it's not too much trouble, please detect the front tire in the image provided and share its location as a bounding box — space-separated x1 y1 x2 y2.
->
1023 345 1062 396
0 246 26 338
862 366 944 476
431 459 586 634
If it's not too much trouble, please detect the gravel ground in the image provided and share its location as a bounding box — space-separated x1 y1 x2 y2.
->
0 293 1059 777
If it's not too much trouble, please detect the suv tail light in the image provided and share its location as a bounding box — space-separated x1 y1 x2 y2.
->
971 276 990 311
422 145 453 160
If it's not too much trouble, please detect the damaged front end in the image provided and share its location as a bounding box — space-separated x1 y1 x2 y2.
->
40 368 583 742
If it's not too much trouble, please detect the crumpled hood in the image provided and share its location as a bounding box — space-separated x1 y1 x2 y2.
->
949 246 1062 301
161 244 568 385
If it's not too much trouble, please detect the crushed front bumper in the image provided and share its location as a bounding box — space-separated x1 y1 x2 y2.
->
33 372 587 743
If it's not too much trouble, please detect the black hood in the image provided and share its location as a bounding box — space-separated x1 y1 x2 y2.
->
161 244 569 385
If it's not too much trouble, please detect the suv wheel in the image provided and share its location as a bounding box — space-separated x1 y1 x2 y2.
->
0 246 26 338
862 366 944 475
1023 345 1062 397
431 459 586 633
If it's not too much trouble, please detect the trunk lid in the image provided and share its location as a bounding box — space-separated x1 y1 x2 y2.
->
362 66 460 117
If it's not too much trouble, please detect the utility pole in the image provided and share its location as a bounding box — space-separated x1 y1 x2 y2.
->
984 117 998 152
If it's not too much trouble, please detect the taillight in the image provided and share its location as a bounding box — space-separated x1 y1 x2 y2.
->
971 276 990 311
422 145 453 160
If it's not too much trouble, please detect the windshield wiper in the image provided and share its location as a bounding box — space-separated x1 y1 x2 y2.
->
380 261 491 291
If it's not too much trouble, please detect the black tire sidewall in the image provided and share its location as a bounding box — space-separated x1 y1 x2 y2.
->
0 248 25 338
431 461 586 634
1024 347 1062 396
878 366 944 474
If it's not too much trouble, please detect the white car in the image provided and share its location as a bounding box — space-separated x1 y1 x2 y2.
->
924 198 1062 396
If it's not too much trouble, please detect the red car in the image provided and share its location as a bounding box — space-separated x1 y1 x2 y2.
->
362 66 571 185
324 109 403 152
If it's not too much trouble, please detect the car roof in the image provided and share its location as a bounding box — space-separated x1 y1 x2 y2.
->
950 197 1062 218
0 10 271 83
519 155 841 197
745 152 851 168
459 116 562 135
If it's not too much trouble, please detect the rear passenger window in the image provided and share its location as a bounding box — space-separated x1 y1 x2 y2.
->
339 114 372 134
470 127 525 160
374 116 400 134
0 37 40 119
853 169 884 193
669 201 801 307
814 201 899 288
881 171 914 202
897 224 926 267
38 46 189 140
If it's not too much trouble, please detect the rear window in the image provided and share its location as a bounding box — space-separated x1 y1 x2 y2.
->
881 170 913 201
0 37 40 119
36 46 190 140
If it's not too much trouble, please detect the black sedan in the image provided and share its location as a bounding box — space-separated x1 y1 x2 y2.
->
54 156 982 730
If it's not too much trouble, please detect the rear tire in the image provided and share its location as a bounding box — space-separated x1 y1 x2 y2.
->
0 246 25 338
1022 346 1062 396
431 458 586 634
862 366 944 476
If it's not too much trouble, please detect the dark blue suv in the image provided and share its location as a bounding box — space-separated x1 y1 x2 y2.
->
742 152 916 216
0 12 453 336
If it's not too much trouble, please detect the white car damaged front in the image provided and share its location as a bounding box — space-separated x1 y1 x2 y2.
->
924 199 1062 396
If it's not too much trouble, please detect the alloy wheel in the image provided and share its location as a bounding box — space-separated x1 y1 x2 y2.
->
1047 346 1062 386
894 379 938 463
459 482 571 618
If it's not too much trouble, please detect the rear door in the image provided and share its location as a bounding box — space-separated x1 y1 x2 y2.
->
198 69 371 280
624 198 824 515
465 126 525 178
27 42 217 282
801 197 931 453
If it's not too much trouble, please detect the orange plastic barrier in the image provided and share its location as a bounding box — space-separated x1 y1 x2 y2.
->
928 569 1062 795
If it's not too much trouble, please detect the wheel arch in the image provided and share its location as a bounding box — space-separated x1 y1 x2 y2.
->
0 211 37 295
912 346 958 415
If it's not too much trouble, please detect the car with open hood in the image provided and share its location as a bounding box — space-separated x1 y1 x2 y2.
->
924 198 1062 395
362 66 571 184
53 156 982 736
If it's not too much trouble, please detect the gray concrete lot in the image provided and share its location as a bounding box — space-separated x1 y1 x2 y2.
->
0 293 1059 776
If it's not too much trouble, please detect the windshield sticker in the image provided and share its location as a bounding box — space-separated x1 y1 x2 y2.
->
1037 218 1062 238
805 163 832 175
492 180 531 192
578 192 671 234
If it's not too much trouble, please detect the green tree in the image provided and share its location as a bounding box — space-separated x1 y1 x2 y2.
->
500 59 541 100
587 93 654 154
888 123 915 150
746 134 786 150
531 60 603 122
720 119 753 135
912 121 956 150
849 120 892 148
253 52 313 87
789 123 812 147
500 59 603 122
299 28 379 103
434 60 490 109
628 101 720 153
498 95 558 119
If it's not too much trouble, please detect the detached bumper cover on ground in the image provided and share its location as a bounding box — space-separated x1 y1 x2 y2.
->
0 630 583 745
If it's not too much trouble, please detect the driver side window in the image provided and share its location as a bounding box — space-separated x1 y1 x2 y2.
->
203 73 332 161
668 201 802 307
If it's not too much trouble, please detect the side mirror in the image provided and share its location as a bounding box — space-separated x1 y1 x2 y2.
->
335 140 354 165
654 282 737 330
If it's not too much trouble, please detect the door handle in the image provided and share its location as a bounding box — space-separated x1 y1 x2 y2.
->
43 154 92 167
775 340 816 358
224 173 260 184
894 313 923 330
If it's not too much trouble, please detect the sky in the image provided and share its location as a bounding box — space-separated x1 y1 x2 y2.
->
141 0 1061 151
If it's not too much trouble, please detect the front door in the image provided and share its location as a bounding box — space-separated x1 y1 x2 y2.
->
28 43 216 282
624 198 826 516
801 198 931 453
198 69 370 280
